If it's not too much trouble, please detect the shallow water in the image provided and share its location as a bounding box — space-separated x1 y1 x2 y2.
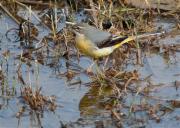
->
0 6 180 128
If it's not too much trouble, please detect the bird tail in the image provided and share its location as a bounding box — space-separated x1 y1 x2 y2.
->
112 31 165 50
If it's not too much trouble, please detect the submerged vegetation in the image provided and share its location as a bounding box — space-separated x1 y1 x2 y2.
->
0 0 179 127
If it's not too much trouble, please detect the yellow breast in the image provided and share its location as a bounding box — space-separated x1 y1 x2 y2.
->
75 34 114 59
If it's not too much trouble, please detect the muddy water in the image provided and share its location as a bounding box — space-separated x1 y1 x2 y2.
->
0 10 180 128
0 14 90 127
123 18 180 128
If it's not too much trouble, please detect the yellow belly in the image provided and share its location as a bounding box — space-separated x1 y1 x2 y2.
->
75 34 114 59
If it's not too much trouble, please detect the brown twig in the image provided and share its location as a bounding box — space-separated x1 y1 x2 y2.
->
15 0 50 30
0 2 20 24
16 0 50 6
111 110 121 121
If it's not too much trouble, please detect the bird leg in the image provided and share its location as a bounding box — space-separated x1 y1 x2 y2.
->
103 56 109 71
77 49 80 63
86 59 97 73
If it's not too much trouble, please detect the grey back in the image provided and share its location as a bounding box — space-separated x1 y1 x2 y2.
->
78 23 112 46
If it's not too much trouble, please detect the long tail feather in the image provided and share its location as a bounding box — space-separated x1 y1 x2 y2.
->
112 31 165 50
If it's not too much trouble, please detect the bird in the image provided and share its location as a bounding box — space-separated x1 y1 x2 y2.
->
73 23 164 59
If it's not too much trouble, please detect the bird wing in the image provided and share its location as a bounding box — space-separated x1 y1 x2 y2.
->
77 24 131 48
77 23 112 46
100 36 129 48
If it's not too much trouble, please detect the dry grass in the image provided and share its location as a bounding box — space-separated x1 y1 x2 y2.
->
20 86 57 112
0 0 179 127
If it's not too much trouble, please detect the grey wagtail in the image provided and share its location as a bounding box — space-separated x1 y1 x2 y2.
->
73 23 164 59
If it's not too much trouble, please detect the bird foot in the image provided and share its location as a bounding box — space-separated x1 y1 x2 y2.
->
85 67 93 74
